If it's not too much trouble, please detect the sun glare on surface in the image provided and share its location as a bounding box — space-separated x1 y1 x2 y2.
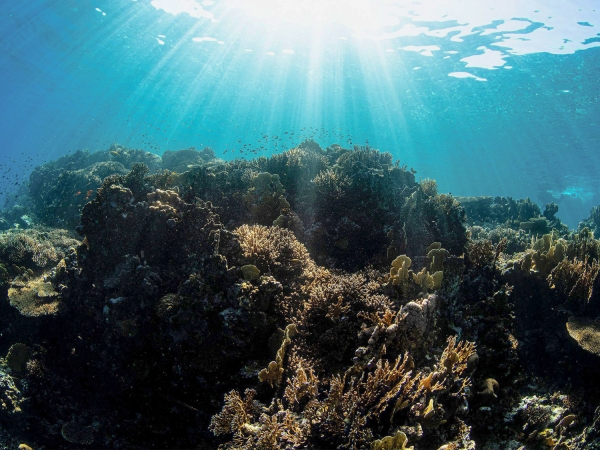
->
223 0 398 33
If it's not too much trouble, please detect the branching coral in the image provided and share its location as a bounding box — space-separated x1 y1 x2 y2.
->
0 228 79 269
235 224 315 281
292 271 380 367
212 336 475 450
549 258 600 306
312 169 351 202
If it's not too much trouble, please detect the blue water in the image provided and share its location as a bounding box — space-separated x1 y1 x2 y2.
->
1 0 599 227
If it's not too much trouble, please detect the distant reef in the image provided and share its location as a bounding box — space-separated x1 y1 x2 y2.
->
0 141 600 449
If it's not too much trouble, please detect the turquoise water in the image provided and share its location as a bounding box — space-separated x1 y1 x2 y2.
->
1 0 599 227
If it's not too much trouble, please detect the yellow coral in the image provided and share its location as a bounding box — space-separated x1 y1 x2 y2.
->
427 243 448 273
530 233 568 273
390 255 411 285
0 228 79 268
235 224 315 278
258 324 297 387
412 268 443 291
371 430 412 450
8 275 60 316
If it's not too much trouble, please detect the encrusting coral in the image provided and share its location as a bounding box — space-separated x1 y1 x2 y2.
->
566 317 600 356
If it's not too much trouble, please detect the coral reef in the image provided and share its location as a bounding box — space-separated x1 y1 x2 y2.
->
457 195 567 236
0 142 600 449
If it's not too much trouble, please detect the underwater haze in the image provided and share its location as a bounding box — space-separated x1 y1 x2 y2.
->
1 0 599 227
5 2 600 449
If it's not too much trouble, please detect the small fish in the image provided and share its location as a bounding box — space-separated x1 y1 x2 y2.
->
110 150 120 156
75 191 82 196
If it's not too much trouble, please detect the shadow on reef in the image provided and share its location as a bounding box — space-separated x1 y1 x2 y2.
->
1 142 600 449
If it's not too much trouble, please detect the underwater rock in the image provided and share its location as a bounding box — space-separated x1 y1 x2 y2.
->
520 216 550 235
457 195 551 233
0 369 24 415
579 204 600 239
28 145 163 228
61 421 95 446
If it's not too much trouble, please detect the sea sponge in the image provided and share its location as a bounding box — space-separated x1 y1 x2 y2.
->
477 378 499 404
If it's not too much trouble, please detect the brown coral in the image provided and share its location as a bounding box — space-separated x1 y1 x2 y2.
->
8 275 61 316
549 258 600 305
566 316 600 356
235 224 315 280
212 335 476 450
0 228 79 269
259 324 297 388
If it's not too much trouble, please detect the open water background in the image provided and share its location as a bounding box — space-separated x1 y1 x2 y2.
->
1 0 599 227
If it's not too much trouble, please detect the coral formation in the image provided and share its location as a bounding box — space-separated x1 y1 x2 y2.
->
566 317 600 356
8 275 61 317
1 142 600 449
